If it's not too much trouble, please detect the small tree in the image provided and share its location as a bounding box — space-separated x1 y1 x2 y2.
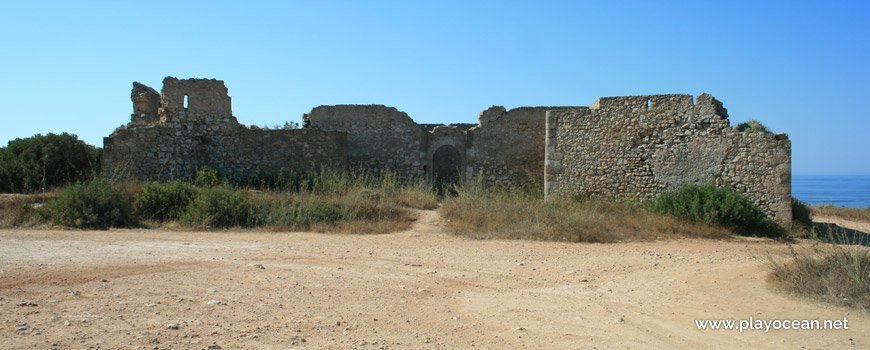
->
0 133 101 193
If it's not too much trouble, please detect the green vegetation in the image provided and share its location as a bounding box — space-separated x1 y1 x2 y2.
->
134 181 196 221
647 183 780 237
790 197 814 236
195 167 223 187
769 242 870 312
734 119 771 133
5 145 796 242
181 185 257 228
35 179 136 229
19 168 437 232
0 133 101 193
440 180 732 242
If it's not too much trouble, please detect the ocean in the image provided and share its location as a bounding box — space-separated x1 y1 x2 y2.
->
792 175 870 208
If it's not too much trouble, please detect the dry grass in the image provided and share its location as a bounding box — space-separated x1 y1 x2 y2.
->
268 170 436 234
811 204 870 223
285 187 420 234
768 240 870 312
0 193 56 228
440 185 732 242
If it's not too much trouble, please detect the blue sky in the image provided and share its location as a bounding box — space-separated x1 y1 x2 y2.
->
1 0 868 175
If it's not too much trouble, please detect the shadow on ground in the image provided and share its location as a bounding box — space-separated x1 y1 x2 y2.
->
813 222 870 246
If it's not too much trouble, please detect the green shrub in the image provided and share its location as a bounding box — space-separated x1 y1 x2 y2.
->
195 167 222 188
791 197 814 230
134 181 196 221
0 133 102 193
297 202 344 225
261 197 344 227
181 185 256 228
35 179 136 229
647 184 779 237
734 119 771 133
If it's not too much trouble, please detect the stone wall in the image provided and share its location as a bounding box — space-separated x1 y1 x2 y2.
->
544 93 792 222
466 106 580 186
105 77 792 222
304 105 573 187
304 105 428 179
104 78 347 181
130 82 160 125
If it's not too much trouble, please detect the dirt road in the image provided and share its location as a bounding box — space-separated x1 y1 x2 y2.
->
0 210 865 349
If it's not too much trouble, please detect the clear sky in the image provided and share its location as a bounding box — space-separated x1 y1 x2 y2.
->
1 0 867 175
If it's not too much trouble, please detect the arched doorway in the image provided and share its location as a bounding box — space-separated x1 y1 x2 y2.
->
432 145 462 194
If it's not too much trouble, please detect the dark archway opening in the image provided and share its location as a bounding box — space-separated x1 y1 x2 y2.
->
432 145 461 195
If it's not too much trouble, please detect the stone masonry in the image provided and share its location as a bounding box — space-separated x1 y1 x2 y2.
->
544 94 791 222
103 77 347 181
104 78 791 222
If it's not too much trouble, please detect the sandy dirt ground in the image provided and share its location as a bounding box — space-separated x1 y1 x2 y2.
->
814 216 870 235
0 210 867 349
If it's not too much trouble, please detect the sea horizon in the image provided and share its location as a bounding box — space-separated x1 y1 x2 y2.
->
792 174 870 208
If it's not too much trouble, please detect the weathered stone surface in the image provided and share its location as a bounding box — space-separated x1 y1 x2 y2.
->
466 106 582 186
104 78 347 182
105 78 791 222
544 94 792 223
304 105 578 187
304 105 427 180
130 82 160 125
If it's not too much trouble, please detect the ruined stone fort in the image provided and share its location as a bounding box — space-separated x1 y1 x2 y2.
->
103 77 792 222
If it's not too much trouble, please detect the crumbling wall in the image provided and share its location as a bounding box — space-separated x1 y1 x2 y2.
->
304 105 427 179
130 82 160 125
159 77 235 124
420 123 477 132
104 78 347 181
544 94 792 222
466 106 579 186
106 78 792 221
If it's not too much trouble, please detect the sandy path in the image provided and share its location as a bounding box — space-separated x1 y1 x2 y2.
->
0 209 866 349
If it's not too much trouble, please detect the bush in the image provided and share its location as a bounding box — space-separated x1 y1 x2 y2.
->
35 179 136 229
734 119 771 133
195 167 222 188
0 133 102 193
647 184 779 237
791 197 814 230
297 202 344 225
135 181 196 221
260 197 343 227
181 185 256 228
